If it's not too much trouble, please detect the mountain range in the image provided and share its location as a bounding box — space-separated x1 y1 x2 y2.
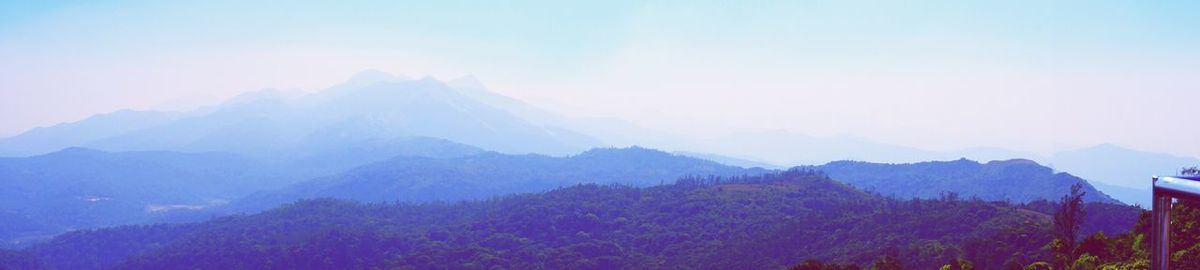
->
693 131 1192 207
0 71 600 158
6 170 1144 270
225 147 766 214
0 70 1192 207
0 70 1182 249
0 69 1184 270
0 144 1127 249
0 136 483 247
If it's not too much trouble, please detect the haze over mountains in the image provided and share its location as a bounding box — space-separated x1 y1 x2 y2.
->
46 73 596 157
694 131 1186 206
0 70 1186 269
226 147 767 214
0 70 1187 247
1 70 1189 203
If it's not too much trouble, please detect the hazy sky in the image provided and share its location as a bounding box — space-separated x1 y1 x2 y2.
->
2 1 1198 157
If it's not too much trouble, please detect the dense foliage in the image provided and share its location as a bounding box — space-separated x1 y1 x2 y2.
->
1055 199 1200 269
2 169 1129 270
782 186 1200 270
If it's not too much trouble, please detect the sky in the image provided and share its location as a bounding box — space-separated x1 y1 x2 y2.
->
1 1 1198 157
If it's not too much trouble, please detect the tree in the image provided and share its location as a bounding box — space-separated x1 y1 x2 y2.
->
1024 261 1052 270
1075 232 1110 260
1053 183 1086 268
1068 254 1098 270
1182 166 1199 176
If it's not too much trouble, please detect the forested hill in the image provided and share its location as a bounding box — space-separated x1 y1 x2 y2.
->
228 146 767 212
814 158 1121 204
0 137 482 248
0 148 278 247
6 170 1140 270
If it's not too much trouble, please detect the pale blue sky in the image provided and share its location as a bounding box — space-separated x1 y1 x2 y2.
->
1 1 1198 156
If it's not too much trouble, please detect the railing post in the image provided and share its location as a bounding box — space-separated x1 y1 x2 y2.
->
1152 176 1171 270
1151 175 1200 270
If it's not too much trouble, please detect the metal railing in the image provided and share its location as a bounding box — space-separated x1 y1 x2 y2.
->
1152 175 1200 270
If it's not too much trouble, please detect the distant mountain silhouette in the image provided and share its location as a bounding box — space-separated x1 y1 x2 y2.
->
693 130 1182 207
443 75 688 149
0 110 182 157
230 146 767 212
960 143 1198 208
1087 181 1150 208
1047 143 1195 189
86 75 599 156
0 71 602 158
812 158 1121 204
700 131 943 165
671 151 784 169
